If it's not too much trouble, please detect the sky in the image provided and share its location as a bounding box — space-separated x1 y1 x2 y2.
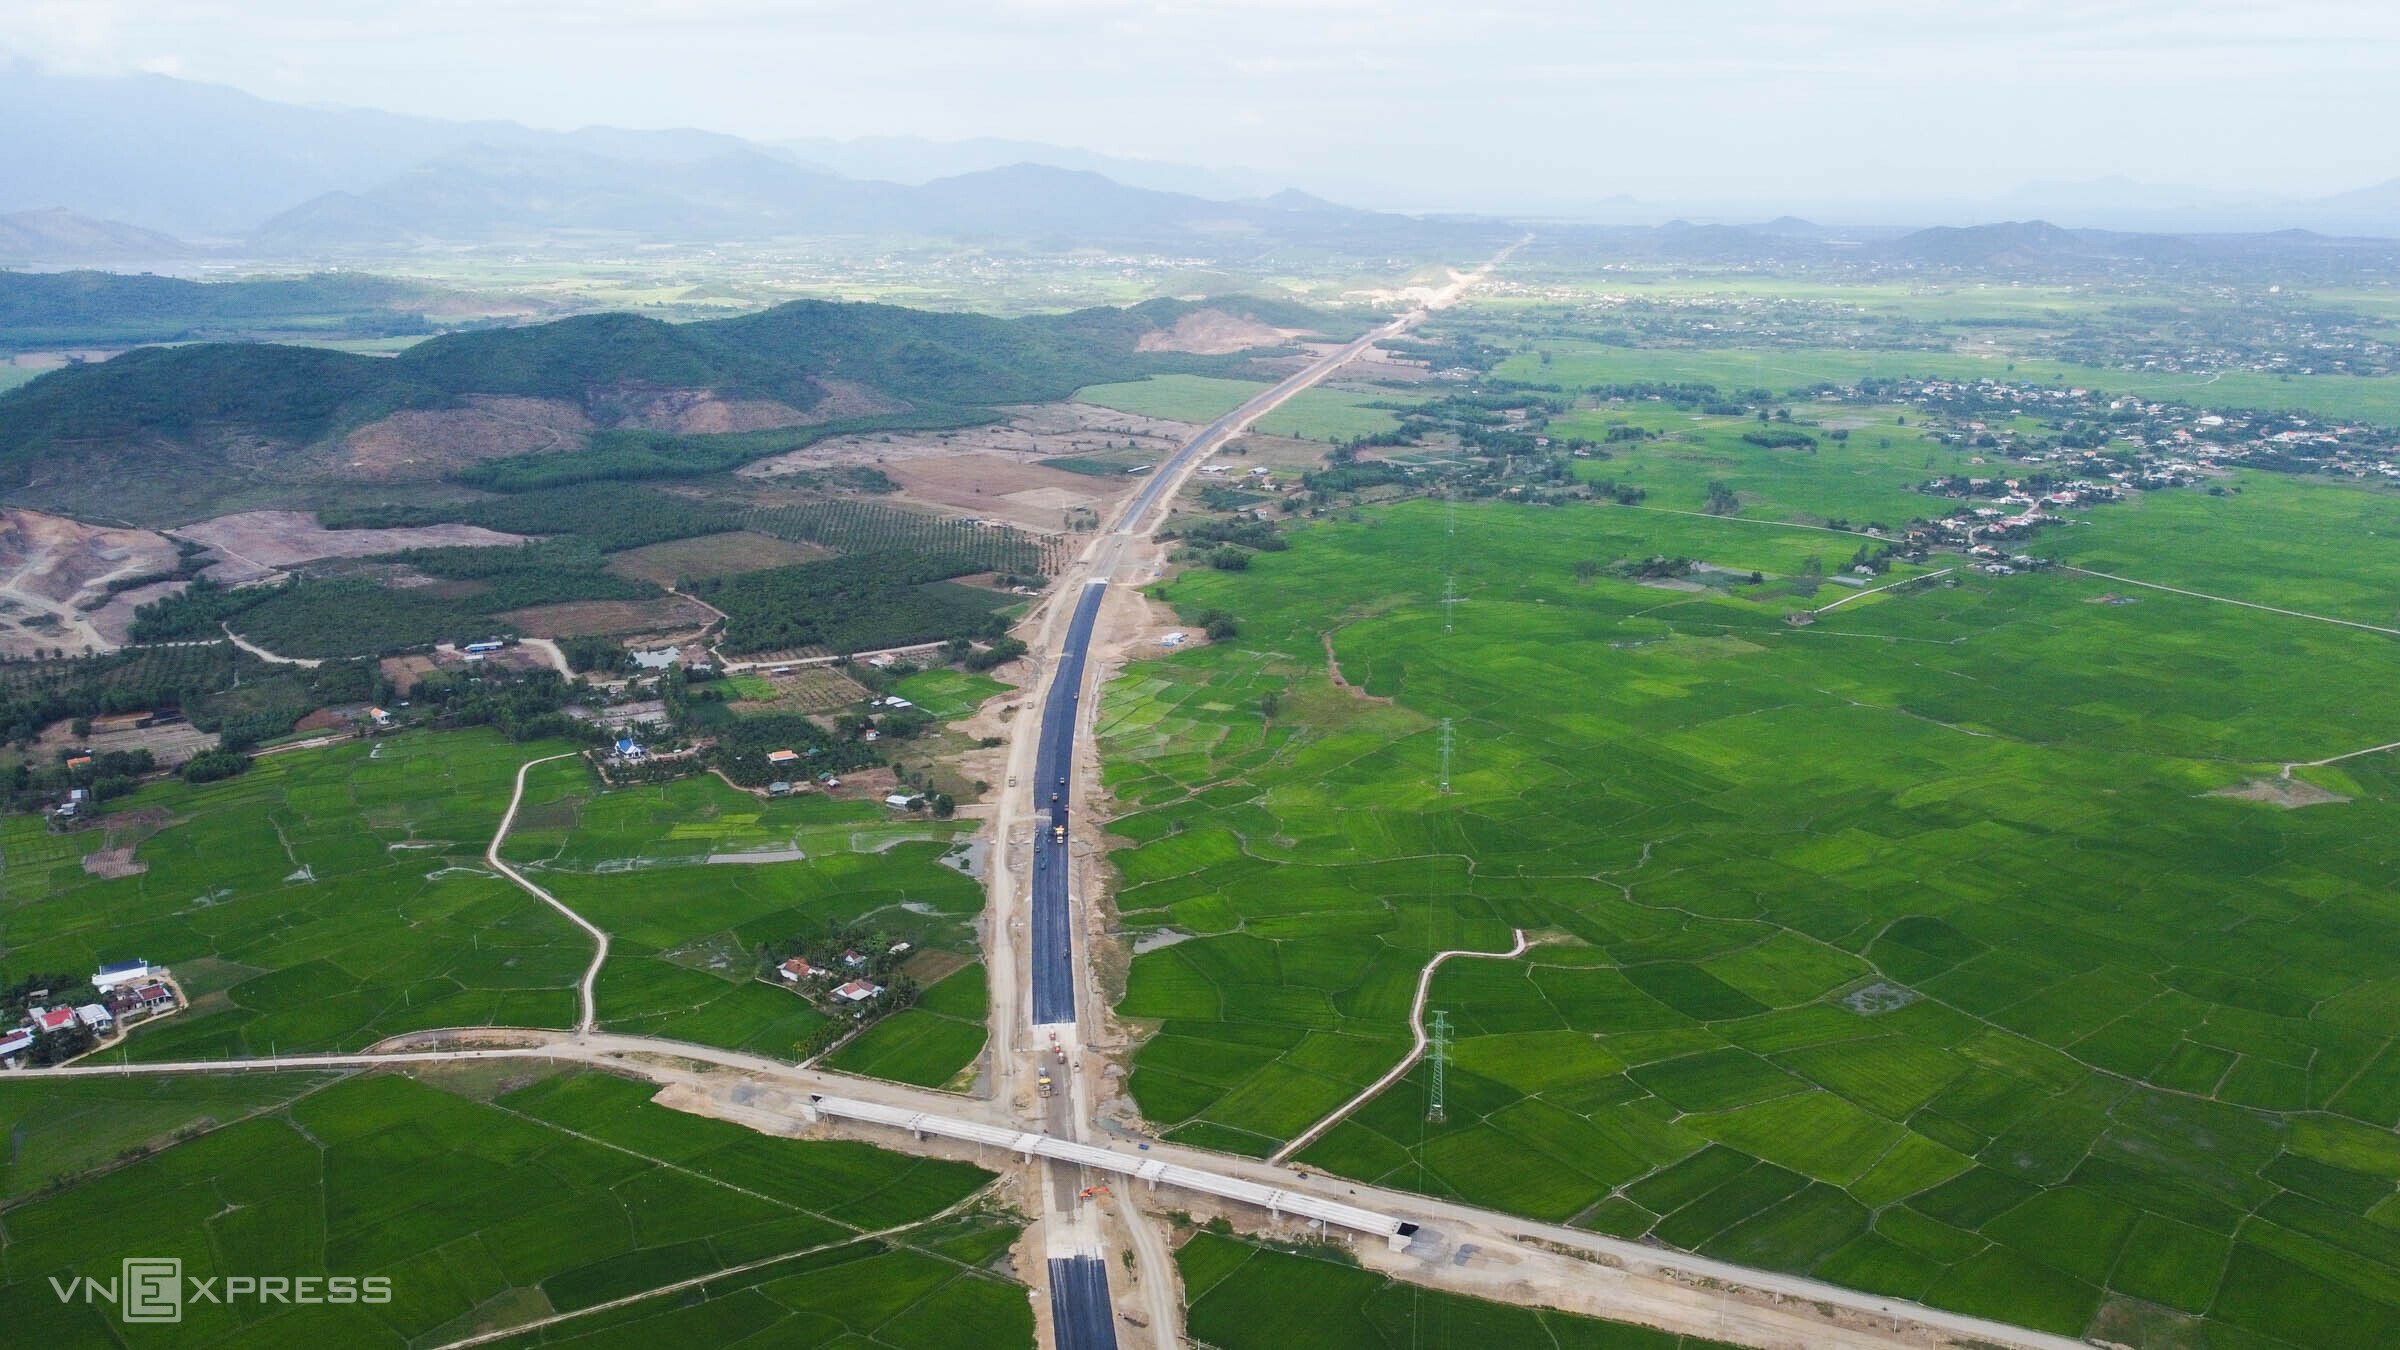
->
5 0 2399 213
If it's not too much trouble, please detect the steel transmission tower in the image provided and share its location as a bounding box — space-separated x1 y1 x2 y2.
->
1427 1010 1451 1123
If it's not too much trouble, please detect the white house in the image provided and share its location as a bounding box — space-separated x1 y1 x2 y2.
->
0 1028 32 1059
92 960 152 992
833 980 882 1003
75 1004 114 1031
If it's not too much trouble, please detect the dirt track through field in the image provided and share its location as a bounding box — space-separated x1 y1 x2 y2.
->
1270 929 1530 1164
486 752 608 1033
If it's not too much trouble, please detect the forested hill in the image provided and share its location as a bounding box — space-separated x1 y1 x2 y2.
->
0 295 1334 520
0 269 442 350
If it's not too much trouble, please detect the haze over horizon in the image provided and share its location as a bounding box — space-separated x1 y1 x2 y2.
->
6 0 2400 219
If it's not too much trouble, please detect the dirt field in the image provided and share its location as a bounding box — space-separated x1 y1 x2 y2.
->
2208 776 2352 808
336 395 596 479
1342 343 1440 384
737 401 1187 531
381 654 439 696
174 510 530 584
606 531 829 586
728 665 869 715
1215 431 1337 472
36 716 219 767
499 595 720 640
0 507 183 657
331 384 876 481
885 455 1139 532
1133 308 1303 355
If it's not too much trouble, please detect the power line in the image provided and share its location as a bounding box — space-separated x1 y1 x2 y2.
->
1437 717 1453 794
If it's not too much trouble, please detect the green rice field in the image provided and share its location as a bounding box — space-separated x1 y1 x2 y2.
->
890 669 1014 721
2 731 589 1059
0 1069 1027 1348
1102 481 2400 1345
1493 341 2400 428
1075 373 1420 441
1178 1230 1740 1350
499 762 983 1059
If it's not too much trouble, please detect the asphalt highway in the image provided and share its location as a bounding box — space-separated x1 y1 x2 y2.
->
1030 580 1109 1027
1047 1256 1120 1350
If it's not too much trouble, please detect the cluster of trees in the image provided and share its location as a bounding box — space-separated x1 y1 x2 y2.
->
411 666 590 742
134 542 661 660
739 501 1059 576
1170 517 1287 553
1704 480 1741 516
688 550 1010 656
176 578 514 659
5 747 154 815
706 711 878 787
1575 381 1773 412
324 482 738 553
179 748 251 784
375 540 660 610
557 635 633 674
962 637 1026 672
0 645 238 743
1741 427 1818 451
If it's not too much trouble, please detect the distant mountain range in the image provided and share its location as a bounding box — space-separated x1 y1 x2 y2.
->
4 65 2397 260
248 149 1399 254
0 65 1419 257
0 209 191 264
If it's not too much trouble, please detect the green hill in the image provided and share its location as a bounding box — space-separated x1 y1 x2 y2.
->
0 295 1323 521
0 269 440 351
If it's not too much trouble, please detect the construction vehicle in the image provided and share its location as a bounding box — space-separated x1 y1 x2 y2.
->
1037 1068 1053 1097
1079 1184 1111 1200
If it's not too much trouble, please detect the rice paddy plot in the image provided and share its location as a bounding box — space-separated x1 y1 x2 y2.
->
890 668 1014 721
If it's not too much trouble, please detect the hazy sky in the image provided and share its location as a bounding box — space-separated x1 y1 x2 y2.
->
6 0 2398 209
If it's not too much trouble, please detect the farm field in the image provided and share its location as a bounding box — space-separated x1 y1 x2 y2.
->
891 668 1014 721
604 529 832 586
1076 373 1270 423
728 664 873 715
1100 494 2400 1345
0 1071 339 1199
1177 1230 1742 1350
1489 341 2400 428
499 761 983 1059
1075 372 1421 442
1549 401 1968 528
0 1069 1027 1348
1 730 589 1060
